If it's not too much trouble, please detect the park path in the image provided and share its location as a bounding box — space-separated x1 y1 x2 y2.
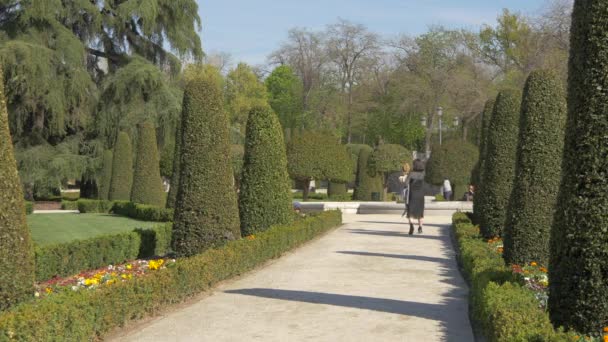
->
111 214 474 342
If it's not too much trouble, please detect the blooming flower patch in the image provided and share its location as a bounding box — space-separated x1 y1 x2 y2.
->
34 258 176 298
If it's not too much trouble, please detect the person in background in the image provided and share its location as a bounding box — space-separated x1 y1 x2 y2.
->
464 184 474 202
399 163 411 217
442 178 452 201
405 159 426 235
293 201 306 217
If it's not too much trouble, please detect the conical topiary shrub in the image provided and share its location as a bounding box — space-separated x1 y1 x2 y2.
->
473 100 495 223
166 120 181 209
0 69 35 310
99 149 113 200
549 0 608 334
239 105 293 236
109 132 133 201
479 90 521 238
425 140 479 199
172 65 241 257
131 122 165 207
328 182 348 198
503 70 566 267
354 146 383 201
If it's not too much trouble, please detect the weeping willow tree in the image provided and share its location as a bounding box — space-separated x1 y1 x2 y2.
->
0 0 203 196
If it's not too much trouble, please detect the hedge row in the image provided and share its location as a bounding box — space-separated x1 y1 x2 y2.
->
112 201 174 222
35 224 172 282
24 202 33 215
452 213 572 341
60 200 78 210
0 211 342 341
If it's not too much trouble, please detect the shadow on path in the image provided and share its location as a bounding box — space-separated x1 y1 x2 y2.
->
336 251 450 265
225 288 469 342
346 228 444 241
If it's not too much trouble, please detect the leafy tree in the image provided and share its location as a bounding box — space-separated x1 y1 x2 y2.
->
172 66 240 257
328 182 348 198
265 65 304 130
131 122 164 207
549 0 608 334
239 105 293 236
98 149 113 200
354 146 383 201
225 63 268 142
425 141 479 199
503 70 566 267
108 132 133 201
287 131 352 200
369 144 411 200
478 91 521 238
0 71 34 310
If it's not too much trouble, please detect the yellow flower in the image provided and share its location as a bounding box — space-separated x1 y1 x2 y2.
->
246 235 256 241
530 262 538 267
106 279 116 285
126 264 132 270
604 327 608 333
45 287 53 294
84 278 99 286
603 335 608 342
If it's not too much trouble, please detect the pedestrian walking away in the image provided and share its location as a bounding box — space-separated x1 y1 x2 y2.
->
443 178 452 201
405 159 426 235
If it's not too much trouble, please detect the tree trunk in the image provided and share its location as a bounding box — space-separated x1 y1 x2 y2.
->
302 179 311 201
347 87 353 144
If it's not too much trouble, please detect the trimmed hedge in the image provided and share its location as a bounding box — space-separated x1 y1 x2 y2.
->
77 199 113 214
328 182 347 198
369 144 411 200
60 200 79 210
112 201 173 222
478 91 521 238
24 201 33 215
452 213 570 341
34 224 172 281
109 132 133 201
425 140 479 199
0 211 342 341
503 70 566 267
99 149 113 200
166 117 182 209
0 69 35 310
239 105 293 236
131 122 165 207
354 146 383 201
172 66 241 257
549 0 608 334
471 100 495 188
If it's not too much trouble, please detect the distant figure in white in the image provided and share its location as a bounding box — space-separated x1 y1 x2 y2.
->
442 178 452 201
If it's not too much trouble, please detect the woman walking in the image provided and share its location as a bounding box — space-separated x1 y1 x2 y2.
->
404 159 426 235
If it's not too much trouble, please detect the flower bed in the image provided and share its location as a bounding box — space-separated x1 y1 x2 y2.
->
0 211 342 341
451 212 606 342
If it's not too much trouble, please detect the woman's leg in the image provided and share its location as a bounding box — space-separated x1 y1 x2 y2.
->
408 216 415 235
418 218 424 233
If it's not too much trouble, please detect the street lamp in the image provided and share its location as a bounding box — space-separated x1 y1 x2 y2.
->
437 107 443 145
453 116 459 127
420 116 427 127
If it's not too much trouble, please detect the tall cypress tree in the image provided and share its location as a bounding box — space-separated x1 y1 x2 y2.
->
166 121 181 209
479 91 521 238
354 146 384 201
549 0 608 334
98 149 113 200
0 69 34 310
131 122 165 206
503 70 566 267
172 66 240 257
239 105 293 236
473 100 495 223
109 132 133 201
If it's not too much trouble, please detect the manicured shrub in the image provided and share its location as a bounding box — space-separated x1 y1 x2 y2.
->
369 144 411 200
109 132 133 201
328 182 348 199
239 105 293 236
0 211 341 341
354 146 384 201
471 100 495 188
231 144 244 190
549 1 608 334
131 122 165 207
77 199 114 213
425 140 479 200
287 131 353 200
503 70 566 267
34 224 173 281
346 144 370 179
172 66 241 257
99 150 113 200
0 71 35 310
478 91 521 238
112 201 174 222
61 192 80 201
24 201 33 215
60 200 79 210
166 122 181 209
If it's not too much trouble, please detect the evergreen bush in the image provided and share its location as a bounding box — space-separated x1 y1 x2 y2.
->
99 149 113 200
369 144 411 200
172 66 241 257
239 105 293 236
131 122 165 207
549 0 608 333
0 71 35 310
479 91 521 238
473 100 496 224
166 119 181 209
108 132 133 201
503 70 566 267
354 146 384 201
425 141 479 200
328 182 348 198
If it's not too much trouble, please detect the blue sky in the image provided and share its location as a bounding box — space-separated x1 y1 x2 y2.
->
197 0 548 66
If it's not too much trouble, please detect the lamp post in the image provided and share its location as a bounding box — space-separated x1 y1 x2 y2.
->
437 107 443 145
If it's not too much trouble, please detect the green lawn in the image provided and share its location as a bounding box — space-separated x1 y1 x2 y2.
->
28 213 158 246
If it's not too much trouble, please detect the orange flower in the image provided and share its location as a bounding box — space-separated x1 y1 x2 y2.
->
603 335 608 342
530 262 538 267
604 326 608 333
540 267 548 273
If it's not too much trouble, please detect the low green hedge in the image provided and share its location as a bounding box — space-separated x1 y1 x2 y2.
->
77 199 114 213
61 192 80 201
452 213 570 341
112 201 173 222
0 211 342 340
24 201 33 215
35 224 172 282
60 200 79 210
